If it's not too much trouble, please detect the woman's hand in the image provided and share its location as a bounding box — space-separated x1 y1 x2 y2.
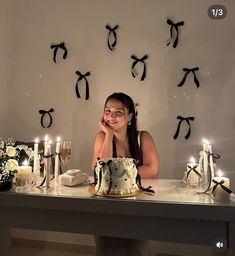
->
99 116 114 137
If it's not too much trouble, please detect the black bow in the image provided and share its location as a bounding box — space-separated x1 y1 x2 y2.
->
38 108 54 128
177 67 200 88
187 165 202 179
136 173 155 194
173 115 195 140
131 54 148 81
167 19 184 48
75 70 91 100
105 24 119 51
50 42 68 63
95 159 112 194
212 179 232 195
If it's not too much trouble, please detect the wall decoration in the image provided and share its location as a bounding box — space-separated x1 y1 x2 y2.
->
177 67 200 88
38 108 54 128
75 70 91 100
105 24 119 51
50 42 68 63
166 19 184 48
131 54 148 81
173 115 195 140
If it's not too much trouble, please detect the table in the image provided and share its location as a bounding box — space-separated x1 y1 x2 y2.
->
0 179 235 255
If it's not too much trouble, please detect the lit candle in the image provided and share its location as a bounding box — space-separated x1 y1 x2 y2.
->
186 157 201 186
202 138 210 181
54 137 61 182
45 140 52 189
212 170 231 202
33 137 40 176
17 160 32 178
44 135 49 176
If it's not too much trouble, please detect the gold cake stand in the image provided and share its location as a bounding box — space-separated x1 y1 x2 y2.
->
88 184 142 198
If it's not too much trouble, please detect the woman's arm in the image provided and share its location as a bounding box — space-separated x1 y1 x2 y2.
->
138 131 160 179
91 117 114 169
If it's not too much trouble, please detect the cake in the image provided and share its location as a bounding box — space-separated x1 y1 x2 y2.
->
94 157 154 196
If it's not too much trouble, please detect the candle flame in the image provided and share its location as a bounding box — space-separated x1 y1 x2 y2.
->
190 156 196 163
44 135 49 142
22 160 29 166
56 136 61 143
202 138 210 145
35 137 39 143
217 169 223 177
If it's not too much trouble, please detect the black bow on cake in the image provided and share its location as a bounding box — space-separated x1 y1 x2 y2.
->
131 54 148 81
173 115 195 140
38 108 54 128
177 67 200 88
50 42 68 63
105 24 119 51
75 70 91 100
166 19 184 48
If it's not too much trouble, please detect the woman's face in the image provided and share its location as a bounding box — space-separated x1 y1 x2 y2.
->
103 99 132 130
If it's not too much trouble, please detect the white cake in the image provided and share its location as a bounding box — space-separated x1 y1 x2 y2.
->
94 157 140 195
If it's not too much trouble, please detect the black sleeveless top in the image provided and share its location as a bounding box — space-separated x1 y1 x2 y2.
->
112 131 143 165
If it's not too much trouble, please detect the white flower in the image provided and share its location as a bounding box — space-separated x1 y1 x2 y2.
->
5 159 18 171
0 141 4 149
0 149 3 157
6 146 16 157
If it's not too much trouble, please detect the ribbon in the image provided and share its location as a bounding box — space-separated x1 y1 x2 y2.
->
136 173 155 193
177 67 200 88
207 153 221 162
212 179 232 195
186 165 202 179
105 24 119 51
131 54 148 81
166 19 184 48
38 108 54 128
75 70 90 100
50 42 68 63
173 115 195 140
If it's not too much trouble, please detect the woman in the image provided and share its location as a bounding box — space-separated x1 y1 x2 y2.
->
91 92 160 256
92 92 159 177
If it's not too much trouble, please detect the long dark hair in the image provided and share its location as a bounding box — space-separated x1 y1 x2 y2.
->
104 92 142 165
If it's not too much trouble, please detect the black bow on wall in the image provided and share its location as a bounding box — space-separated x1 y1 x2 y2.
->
50 42 68 63
39 108 54 128
75 70 91 100
173 115 195 140
177 67 200 88
105 24 119 51
131 54 148 81
167 19 184 48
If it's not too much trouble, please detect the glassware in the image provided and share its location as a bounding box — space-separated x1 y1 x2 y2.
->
13 173 36 192
60 140 72 172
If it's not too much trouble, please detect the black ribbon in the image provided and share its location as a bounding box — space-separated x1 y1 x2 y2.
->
166 19 184 48
38 108 54 128
173 116 195 140
212 179 232 195
186 165 202 179
136 173 155 194
131 54 148 81
177 67 200 88
94 159 112 193
50 42 68 63
105 24 119 51
75 70 90 100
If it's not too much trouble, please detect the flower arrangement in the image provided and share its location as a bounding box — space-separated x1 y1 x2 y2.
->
0 138 20 183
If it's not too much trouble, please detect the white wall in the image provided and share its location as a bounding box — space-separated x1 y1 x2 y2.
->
2 0 235 255
1 0 235 183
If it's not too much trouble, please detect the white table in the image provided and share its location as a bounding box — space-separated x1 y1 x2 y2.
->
0 179 235 255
